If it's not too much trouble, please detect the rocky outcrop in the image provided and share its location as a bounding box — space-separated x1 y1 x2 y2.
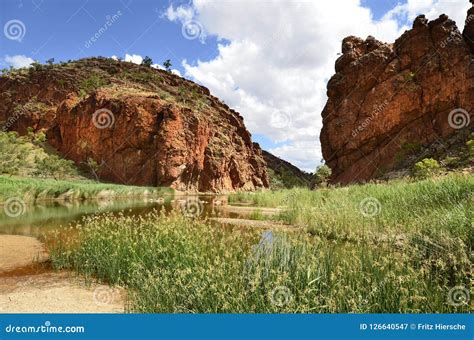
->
0 58 269 192
321 4 474 184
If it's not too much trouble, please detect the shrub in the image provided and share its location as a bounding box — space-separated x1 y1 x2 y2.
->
411 158 441 179
141 56 153 67
79 74 107 97
163 59 172 72
34 154 76 180
466 139 474 158
313 164 332 187
26 127 46 144
84 157 101 181
0 132 27 175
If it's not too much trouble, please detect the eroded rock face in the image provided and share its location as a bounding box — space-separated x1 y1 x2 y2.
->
321 6 474 184
0 58 268 192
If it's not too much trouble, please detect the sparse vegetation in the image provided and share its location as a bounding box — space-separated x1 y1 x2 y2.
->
13 97 50 116
163 59 172 72
141 56 153 67
78 74 107 97
411 158 441 179
84 157 102 182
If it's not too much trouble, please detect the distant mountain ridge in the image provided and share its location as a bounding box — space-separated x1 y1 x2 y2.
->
262 150 313 188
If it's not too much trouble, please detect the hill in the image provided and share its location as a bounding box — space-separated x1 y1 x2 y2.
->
262 150 313 188
0 58 269 192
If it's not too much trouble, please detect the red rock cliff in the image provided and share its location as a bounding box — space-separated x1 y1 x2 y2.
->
321 4 474 184
0 58 269 192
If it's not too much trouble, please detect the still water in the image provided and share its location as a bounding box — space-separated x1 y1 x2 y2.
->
0 195 246 237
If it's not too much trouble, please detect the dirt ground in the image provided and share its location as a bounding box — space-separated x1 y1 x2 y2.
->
0 235 49 273
0 235 124 313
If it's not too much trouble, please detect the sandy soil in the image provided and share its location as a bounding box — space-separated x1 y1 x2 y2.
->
0 235 124 313
0 235 49 273
220 206 282 216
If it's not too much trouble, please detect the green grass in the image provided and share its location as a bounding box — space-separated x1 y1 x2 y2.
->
0 175 172 203
46 173 472 313
248 209 267 221
228 190 288 208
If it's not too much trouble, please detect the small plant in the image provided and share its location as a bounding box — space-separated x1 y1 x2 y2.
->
466 139 474 158
411 158 441 179
313 164 332 188
440 156 459 167
56 79 66 89
141 56 153 67
46 58 55 66
401 142 421 154
248 209 265 221
84 157 101 181
395 141 422 163
404 71 416 82
163 59 172 72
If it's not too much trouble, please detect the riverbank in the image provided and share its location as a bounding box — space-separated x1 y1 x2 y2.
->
0 176 173 204
0 234 124 313
44 173 472 313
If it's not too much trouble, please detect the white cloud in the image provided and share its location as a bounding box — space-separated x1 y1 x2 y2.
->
269 141 322 173
164 4 195 23
152 63 164 70
114 54 168 71
384 0 470 28
124 53 143 64
166 0 470 171
171 69 182 77
4 54 34 68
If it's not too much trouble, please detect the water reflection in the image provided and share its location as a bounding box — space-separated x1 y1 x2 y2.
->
0 195 236 237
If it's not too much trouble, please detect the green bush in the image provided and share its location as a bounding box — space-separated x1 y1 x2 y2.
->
411 158 441 179
466 139 474 158
141 56 153 67
79 74 107 97
163 59 172 72
0 132 27 175
34 154 77 180
313 164 332 187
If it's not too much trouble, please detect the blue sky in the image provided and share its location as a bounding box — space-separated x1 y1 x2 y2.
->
1 0 468 171
0 0 400 78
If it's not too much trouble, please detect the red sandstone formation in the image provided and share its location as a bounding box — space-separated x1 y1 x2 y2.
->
321 4 473 184
0 58 268 192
